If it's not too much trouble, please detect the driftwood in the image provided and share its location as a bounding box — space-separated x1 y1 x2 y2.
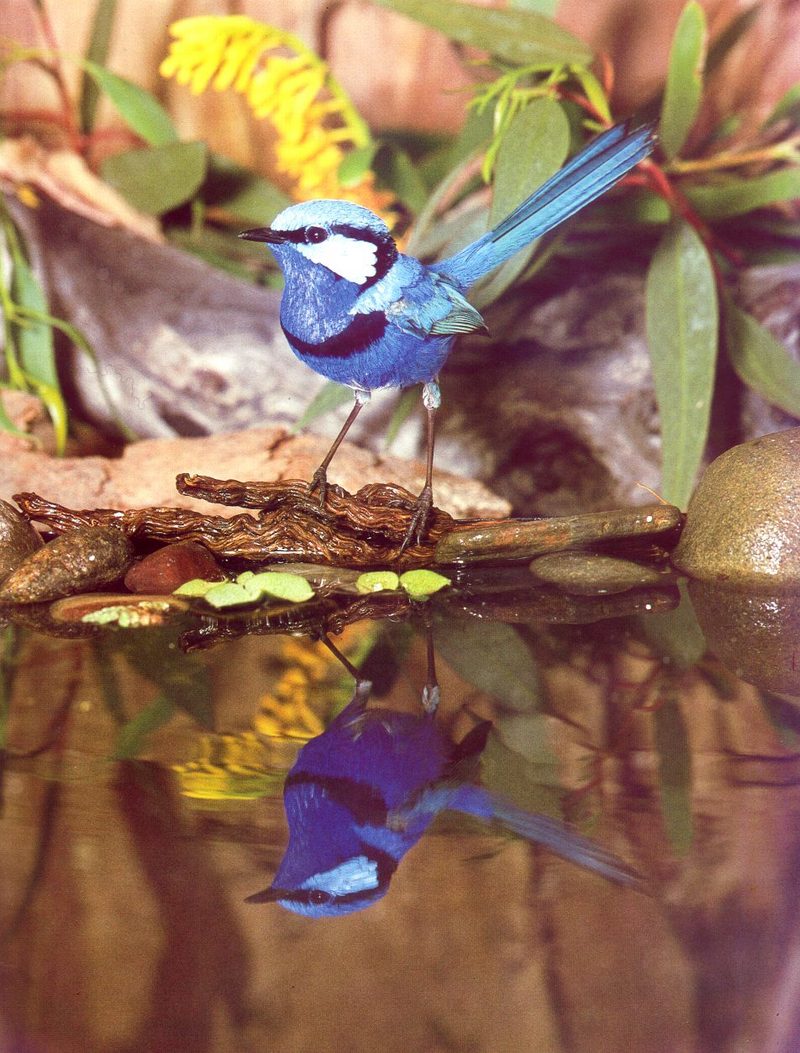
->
13 474 456 568
12 472 683 570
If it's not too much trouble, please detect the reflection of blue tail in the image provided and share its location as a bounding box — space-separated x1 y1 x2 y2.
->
247 681 640 917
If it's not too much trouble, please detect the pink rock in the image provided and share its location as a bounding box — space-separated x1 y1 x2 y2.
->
124 541 224 594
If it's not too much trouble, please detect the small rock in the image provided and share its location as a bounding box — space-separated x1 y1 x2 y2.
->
0 526 133 603
529 552 665 595
124 541 224 594
673 429 800 585
0 499 43 583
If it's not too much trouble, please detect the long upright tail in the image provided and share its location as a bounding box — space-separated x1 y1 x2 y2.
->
435 120 655 289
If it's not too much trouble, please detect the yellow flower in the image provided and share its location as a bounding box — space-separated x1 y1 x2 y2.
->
160 14 399 226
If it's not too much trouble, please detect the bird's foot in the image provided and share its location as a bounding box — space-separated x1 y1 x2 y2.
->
397 484 433 555
308 466 328 506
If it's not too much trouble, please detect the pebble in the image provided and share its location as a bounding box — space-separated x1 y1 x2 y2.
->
673 429 800 585
529 552 665 595
0 526 134 603
124 540 224 594
0 499 43 583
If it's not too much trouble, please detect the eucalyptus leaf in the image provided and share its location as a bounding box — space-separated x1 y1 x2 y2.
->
376 0 592 66
83 60 177 146
685 169 800 221
373 144 429 213
659 1 707 159
113 694 175 760
338 143 379 187
473 97 569 308
653 700 693 855
204 155 291 224
294 381 353 432
79 0 118 133
102 141 208 215
433 614 542 711
646 218 718 508
723 294 800 417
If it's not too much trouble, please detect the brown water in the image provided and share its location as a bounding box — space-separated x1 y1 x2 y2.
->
1 577 799 1053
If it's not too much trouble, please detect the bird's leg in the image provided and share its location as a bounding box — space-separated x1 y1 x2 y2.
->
398 380 439 554
421 612 440 715
308 390 369 504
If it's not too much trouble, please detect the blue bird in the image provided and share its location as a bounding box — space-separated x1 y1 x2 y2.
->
246 680 639 917
241 121 654 549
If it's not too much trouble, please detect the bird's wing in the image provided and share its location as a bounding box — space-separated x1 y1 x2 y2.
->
352 257 488 338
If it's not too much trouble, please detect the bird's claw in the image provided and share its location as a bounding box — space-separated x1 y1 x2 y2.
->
398 485 433 555
308 466 328 506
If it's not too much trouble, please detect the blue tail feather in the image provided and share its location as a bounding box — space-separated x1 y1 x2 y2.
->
436 121 655 289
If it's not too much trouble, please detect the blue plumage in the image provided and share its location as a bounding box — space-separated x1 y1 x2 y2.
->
241 121 655 545
246 682 639 917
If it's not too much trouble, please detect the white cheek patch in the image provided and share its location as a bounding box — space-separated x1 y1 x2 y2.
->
297 233 378 284
301 856 379 896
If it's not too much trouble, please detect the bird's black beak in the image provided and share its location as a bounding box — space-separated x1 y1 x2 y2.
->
244 885 283 903
238 227 287 244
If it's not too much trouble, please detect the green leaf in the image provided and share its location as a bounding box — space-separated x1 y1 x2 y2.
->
9 255 68 453
173 577 223 597
357 570 401 594
242 571 315 602
338 142 379 187
433 614 542 710
294 381 353 432
723 293 800 417
685 169 800 221
375 0 593 66
373 144 429 214
113 694 175 759
384 387 421 449
473 97 569 308
83 60 177 146
765 82 800 128
659 1 707 159
78 0 118 134
510 0 558 15
101 141 208 215
399 569 451 598
204 580 261 608
203 154 291 224
654 700 693 855
645 218 718 508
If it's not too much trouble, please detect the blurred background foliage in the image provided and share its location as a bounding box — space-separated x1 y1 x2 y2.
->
0 0 799 506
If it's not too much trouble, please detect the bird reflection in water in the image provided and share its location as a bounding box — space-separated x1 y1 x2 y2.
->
247 638 640 916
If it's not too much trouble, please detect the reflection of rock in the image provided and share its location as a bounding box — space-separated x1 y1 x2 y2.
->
673 428 800 585
687 580 800 695
0 498 43 583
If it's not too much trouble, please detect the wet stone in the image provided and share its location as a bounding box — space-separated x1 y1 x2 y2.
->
529 552 665 595
673 429 800 586
0 526 134 603
0 499 43 583
124 540 224 594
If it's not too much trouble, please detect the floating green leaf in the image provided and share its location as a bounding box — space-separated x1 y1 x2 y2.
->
79 0 118 133
654 700 693 855
376 0 593 66
399 569 451 599
685 169 800 221
242 571 315 602
357 571 401 594
102 141 207 215
646 218 718 508
83 60 178 146
204 580 260 609
659 1 707 159
294 381 352 432
723 293 800 417
173 577 223 597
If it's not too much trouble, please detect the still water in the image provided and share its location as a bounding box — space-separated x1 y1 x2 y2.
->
1 570 799 1053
